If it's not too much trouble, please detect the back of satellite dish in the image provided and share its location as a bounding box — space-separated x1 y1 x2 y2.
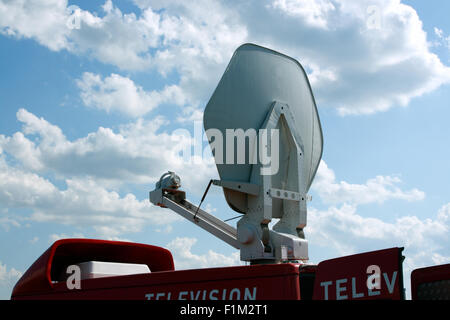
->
204 44 323 263
150 43 323 264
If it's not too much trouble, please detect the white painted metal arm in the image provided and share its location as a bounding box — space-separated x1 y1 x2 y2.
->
150 188 240 250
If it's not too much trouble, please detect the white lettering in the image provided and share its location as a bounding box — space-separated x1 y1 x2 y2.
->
226 128 257 165
367 265 381 290
205 129 223 164
366 5 382 30
145 293 154 300
320 281 333 300
145 286 258 301
383 271 397 294
351 277 364 299
209 289 219 300
180 304 215 317
190 290 202 300
336 278 348 300
259 129 280 175
244 287 257 300
66 5 81 30
222 288 227 300
229 288 241 300
66 265 81 290
317 270 399 300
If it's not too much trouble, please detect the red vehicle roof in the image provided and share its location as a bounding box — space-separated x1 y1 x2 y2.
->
11 238 174 298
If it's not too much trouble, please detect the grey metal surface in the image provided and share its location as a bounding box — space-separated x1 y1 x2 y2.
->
204 43 323 214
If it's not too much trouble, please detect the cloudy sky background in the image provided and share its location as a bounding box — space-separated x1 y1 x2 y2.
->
1 0 449 299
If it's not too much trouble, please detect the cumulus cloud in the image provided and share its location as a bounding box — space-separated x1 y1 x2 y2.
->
0 155 181 239
437 203 450 224
176 107 204 124
0 216 20 232
4 0 449 115
48 233 85 243
244 0 450 114
0 107 220 237
434 27 450 50
0 261 22 300
0 0 247 107
0 109 217 192
308 203 448 253
76 72 186 117
306 159 446 298
0 0 72 51
270 0 336 29
0 262 22 282
167 237 242 270
307 160 445 299
312 160 425 205
128 0 450 114
29 236 39 244
0 0 158 69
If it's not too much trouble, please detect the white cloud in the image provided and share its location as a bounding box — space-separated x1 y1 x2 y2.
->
248 0 450 115
76 72 186 117
0 0 71 51
0 132 43 171
0 157 57 208
430 252 450 265
30 178 180 237
312 160 425 205
0 109 217 192
2 0 449 115
270 0 336 29
204 203 217 214
434 27 444 39
434 27 450 50
0 0 247 96
46 233 136 243
0 108 219 238
0 0 158 69
167 237 242 270
307 160 447 299
308 203 448 253
29 236 39 244
155 225 173 234
48 233 85 243
176 107 204 123
0 262 22 282
0 155 181 238
0 214 21 231
0 261 22 300
437 202 450 223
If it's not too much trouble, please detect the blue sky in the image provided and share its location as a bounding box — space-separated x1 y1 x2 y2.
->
1 0 449 299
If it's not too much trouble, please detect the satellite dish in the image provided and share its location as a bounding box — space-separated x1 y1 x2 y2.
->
152 43 323 263
204 43 323 213
203 43 323 262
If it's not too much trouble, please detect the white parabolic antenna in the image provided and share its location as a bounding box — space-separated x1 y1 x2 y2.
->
151 43 323 264
204 43 323 262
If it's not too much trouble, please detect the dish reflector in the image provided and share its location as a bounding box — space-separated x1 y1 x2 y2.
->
204 43 323 213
